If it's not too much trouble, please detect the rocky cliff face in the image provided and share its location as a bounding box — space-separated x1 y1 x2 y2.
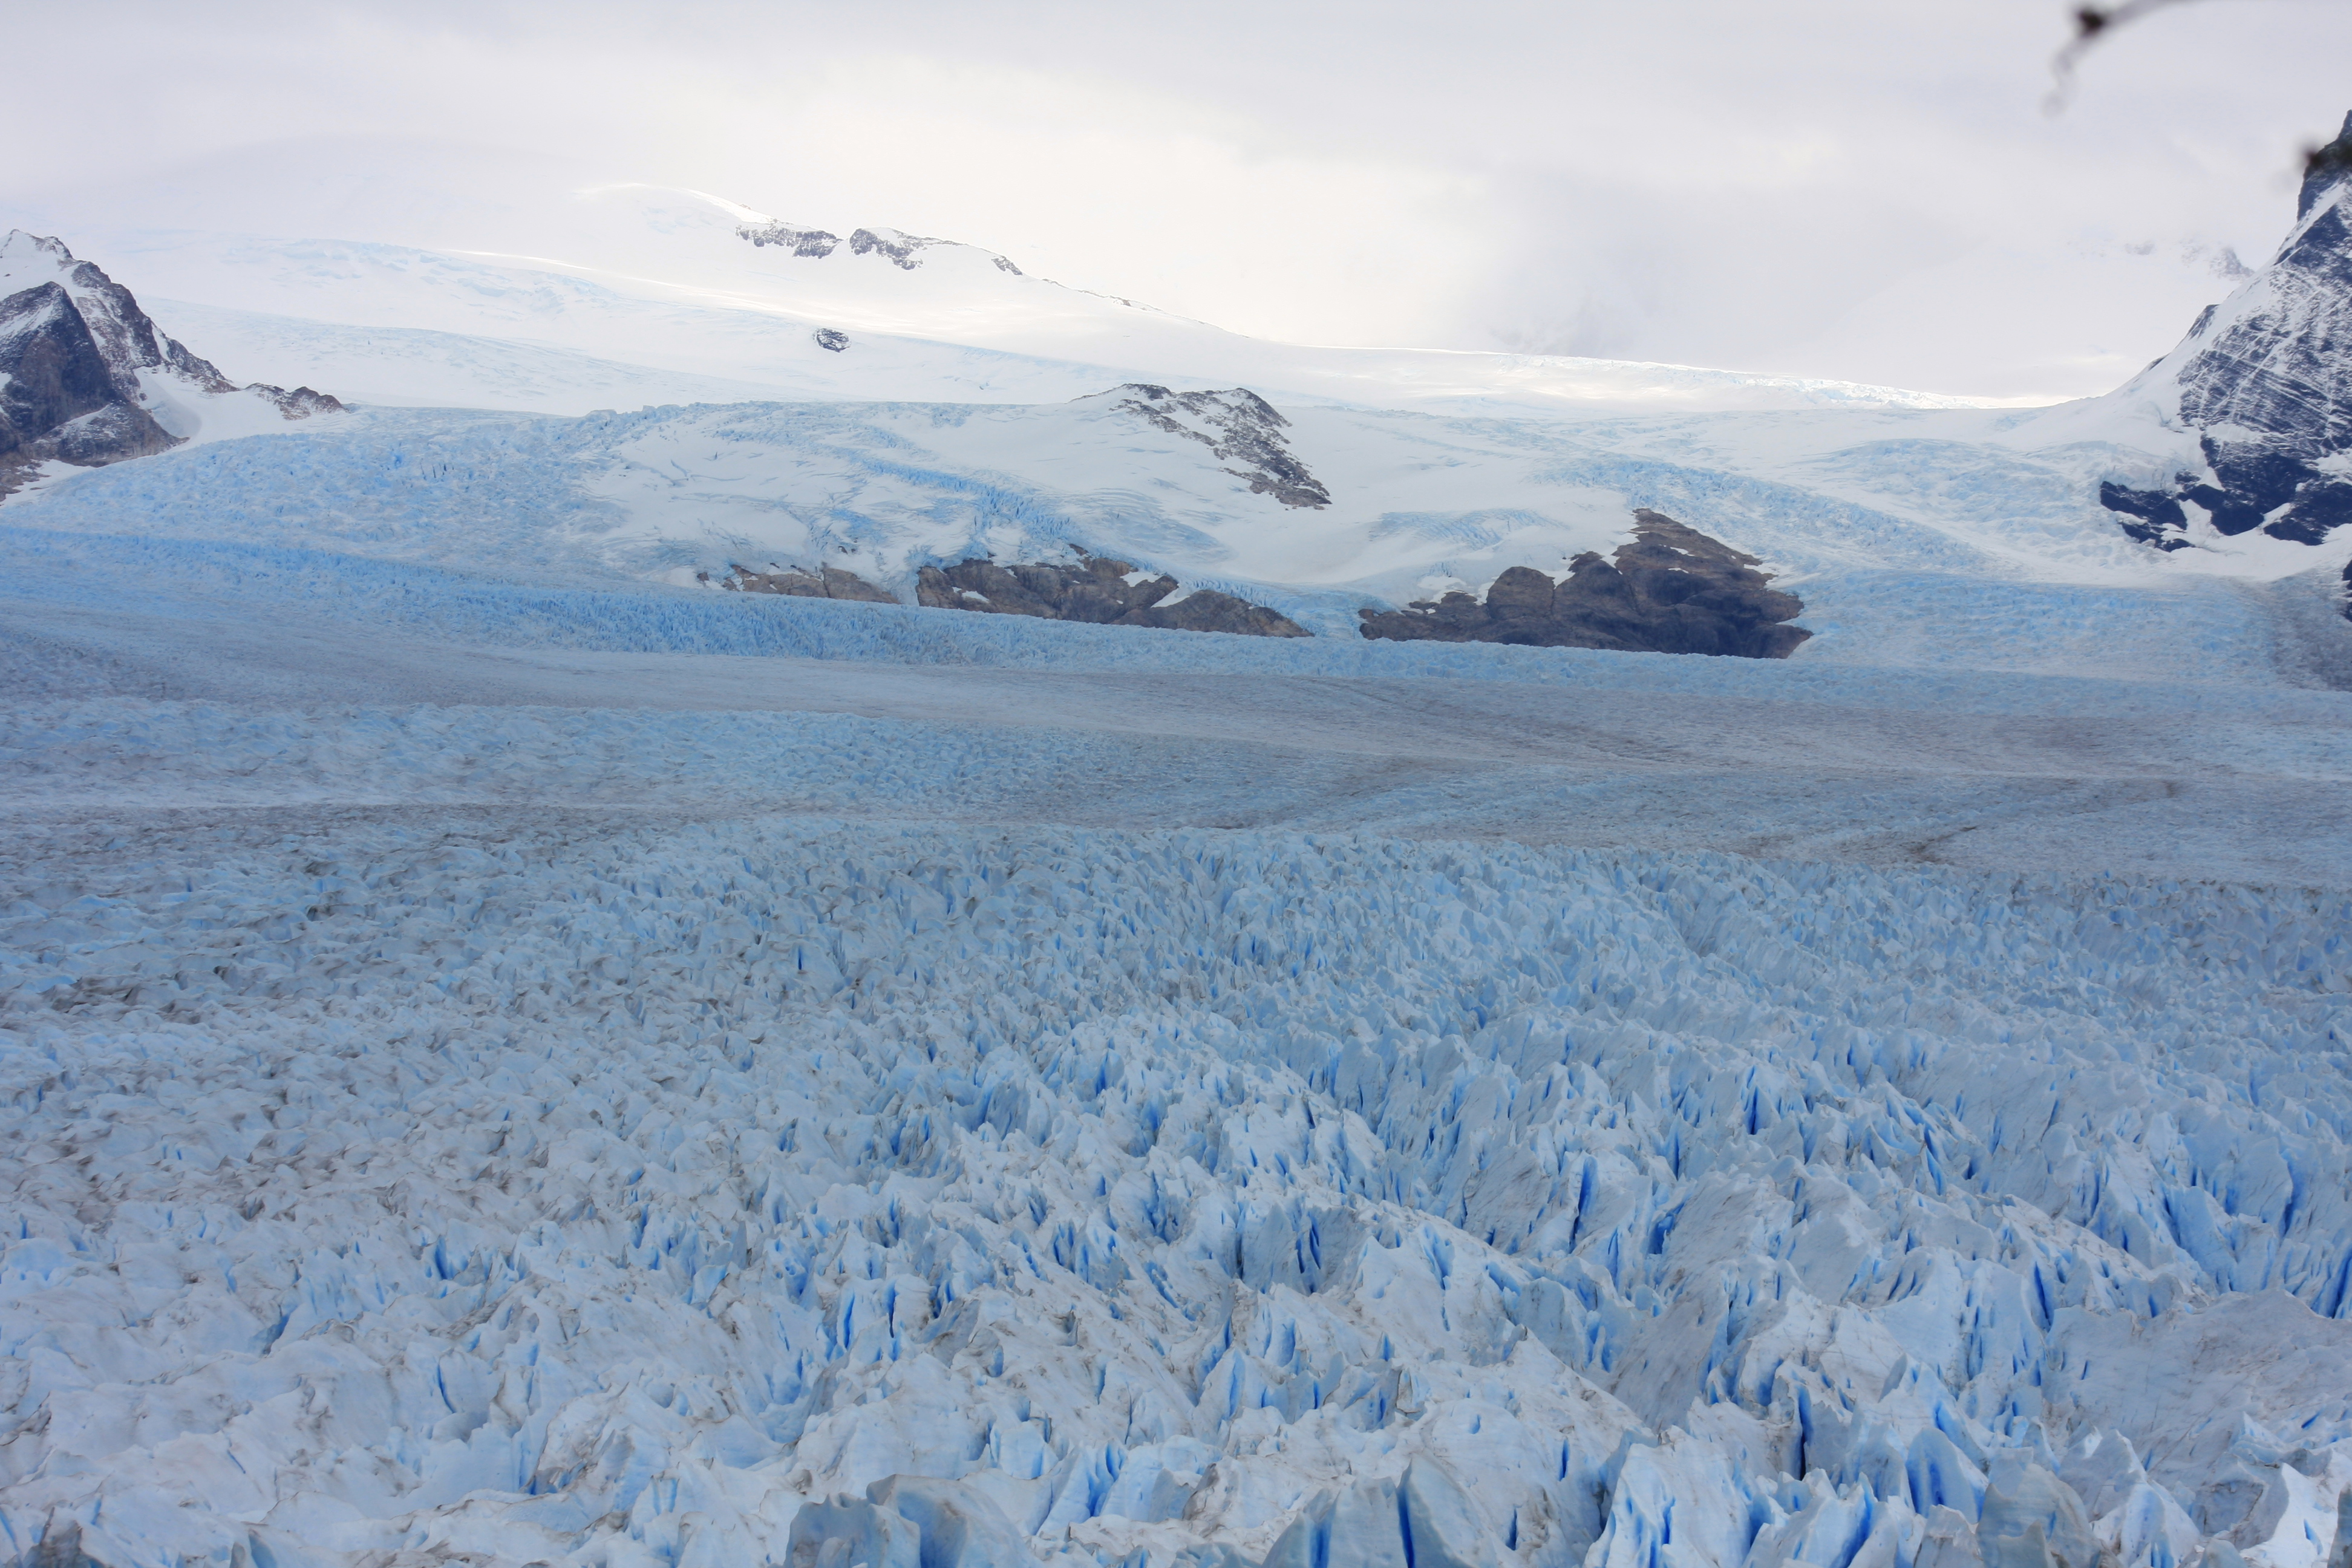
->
1358 509 1810 658
0 232 343 494
0 283 181 482
2100 113 2352 553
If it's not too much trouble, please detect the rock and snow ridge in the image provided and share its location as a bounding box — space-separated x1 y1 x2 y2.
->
913 553 1311 638
2096 114 2352 558
0 231 341 492
0 279 180 486
740 217 1026 275
1103 385 1333 511
718 552 1310 638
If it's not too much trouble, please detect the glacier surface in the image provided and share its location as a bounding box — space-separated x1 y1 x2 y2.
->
2 539 2350 1568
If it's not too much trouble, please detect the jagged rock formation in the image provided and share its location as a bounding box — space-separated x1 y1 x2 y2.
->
0 232 342 494
738 219 1024 275
918 553 1309 636
1108 384 1331 508
2101 112 2352 557
811 327 850 353
0 283 181 484
1358 509 1810 657
713 563 899 603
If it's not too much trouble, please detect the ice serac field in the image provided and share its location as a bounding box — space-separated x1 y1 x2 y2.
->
5 163 2352 1568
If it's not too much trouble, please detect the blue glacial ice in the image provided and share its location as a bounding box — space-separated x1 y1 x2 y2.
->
3 783 2351 1568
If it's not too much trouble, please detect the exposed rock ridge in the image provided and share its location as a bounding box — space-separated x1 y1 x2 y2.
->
737 220 1024 274
2101 111 2352 559
713 564 898 603
1108 384 1331 509
711 552 1310 637
1357 508 1810 658
918 552 1310 636
0 231 343 494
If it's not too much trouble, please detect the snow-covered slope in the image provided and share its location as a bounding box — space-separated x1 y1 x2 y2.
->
10 385 2347 680
28 155 1988 421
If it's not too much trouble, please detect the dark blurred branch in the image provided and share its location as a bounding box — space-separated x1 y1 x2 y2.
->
2046 0 2207 110
2048 0 2351 199
2308 135 2352 194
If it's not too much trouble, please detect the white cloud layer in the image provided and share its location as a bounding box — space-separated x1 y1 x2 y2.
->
8 0 2352 398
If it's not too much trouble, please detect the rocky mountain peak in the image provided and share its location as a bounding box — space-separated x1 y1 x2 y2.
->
0 231 344 494
2100 111 2352 552
1 229 234 400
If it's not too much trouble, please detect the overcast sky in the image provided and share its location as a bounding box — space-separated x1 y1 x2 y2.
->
13 0 2352 399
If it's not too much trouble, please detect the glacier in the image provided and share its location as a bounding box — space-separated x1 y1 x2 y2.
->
5 116 2352 1568
3 777 2351 1568
2 543 2350 1568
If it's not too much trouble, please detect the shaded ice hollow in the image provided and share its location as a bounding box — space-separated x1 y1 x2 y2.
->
3 128 2352 1568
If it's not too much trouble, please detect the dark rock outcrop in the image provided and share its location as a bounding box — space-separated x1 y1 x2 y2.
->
739 220 1023 275
918 554 1308 637
0 231 342 494
716 564 898 603
2097 481 2194 551
740 220 844 258
1357 509 1809 658
1106 385 1331 508
254 384 344 419
812 328 851 353
2101 111 2352 560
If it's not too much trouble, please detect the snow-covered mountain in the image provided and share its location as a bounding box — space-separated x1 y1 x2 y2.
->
11 133 2350 660
0 231 340 492
13 146 1990 420
2085 114 2352 555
